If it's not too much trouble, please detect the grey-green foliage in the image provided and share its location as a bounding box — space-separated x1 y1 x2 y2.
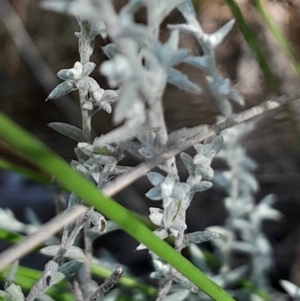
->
204 123 282 298
5 0 280 300
43 0 242 299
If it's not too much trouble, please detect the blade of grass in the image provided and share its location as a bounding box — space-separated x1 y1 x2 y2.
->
0 158 51 185
0 112 235 301
224 0 280 94
225 0 300 150
251 0 300 76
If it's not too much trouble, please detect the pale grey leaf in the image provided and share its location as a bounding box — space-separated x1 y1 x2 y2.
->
58 259 83 277
48 122 84 142
146 0 187 26
164 201 180 229
70 160 95 183
4 282 24 301
164 289 190 301
180 152 195 176
102 89 119 104
222 266 248 287
231 241 256 254
189 244 209 272
172 271 198 293
177 1 197 23
183 231 221 247
239 171 258 192
168 68 201 94
153 227 169 240
172 183 189 199
192 181 212 192
210 136 224 156
82 62 96 76
280 280 300 299
193 153 211 165
206 20 235 49
40 245 86 260
46 81 76 100
228 88 244 105
147 172 165 186
145 187 162 201
183 56 211 72
149 211 164 226
195 164 214 180
193 143 205 154
57 69 71 80
213 173 229 188
102 43 118 60
171 48 190 66
101 55 133 88
168 23 196 35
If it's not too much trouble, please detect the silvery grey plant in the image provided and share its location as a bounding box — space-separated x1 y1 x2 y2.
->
1 0 284 300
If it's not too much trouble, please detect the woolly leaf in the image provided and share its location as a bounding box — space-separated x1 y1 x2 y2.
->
177 0 197 24
48 122 84 142
172 271 199 293
146 187 163 201
70 161 96 184
180 152 195 176
211 136 224 156
58 259 84 276
46 81 76 100
171 48 190 66
153 227 169 240
280 280 300 300
82 62 96 76
164 289 190 301
192 181 212 192
189 244 209 273
4 282 24 301
193 154 211 166
102 89 119 104
102 43 118 60
183 56 211 72
183 231 222 247
172 183 190 199
149 208 164 226
205 20 235 49
145 0 186 26
168 68 201 95
40 245 86 260
148 172 165 186
161 176 176 198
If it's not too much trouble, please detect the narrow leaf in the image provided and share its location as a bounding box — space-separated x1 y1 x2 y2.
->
48 122 84 142
168 68 201 94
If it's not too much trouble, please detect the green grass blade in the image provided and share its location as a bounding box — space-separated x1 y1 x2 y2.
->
0 112 235 301
224 0 280 94
0 158 51 185
251 0 300 76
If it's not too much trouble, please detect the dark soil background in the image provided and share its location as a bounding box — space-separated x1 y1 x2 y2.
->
1 0 300 298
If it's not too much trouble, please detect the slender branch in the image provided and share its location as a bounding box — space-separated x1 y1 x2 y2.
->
0 205 88 272
0 89 299 272
103 88 300 196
